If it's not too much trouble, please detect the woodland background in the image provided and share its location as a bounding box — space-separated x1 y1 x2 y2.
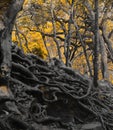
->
11 0 113 83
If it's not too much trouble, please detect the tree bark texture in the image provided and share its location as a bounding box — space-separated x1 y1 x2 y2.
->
93 0 99 87
0 0 24 78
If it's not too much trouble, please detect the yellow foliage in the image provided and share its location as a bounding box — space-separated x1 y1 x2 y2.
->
12 26 47 59
106 20 113 33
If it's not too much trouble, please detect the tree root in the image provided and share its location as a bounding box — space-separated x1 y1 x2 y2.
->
0 45 113 130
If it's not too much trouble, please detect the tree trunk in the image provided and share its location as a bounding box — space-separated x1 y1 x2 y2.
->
0 0 24 78
93 0 99 87
0 0 24 96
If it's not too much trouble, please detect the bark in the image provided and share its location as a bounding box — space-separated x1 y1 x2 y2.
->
93 0 99 87
0 1 24 117
0 0 24 78
99 36 108 79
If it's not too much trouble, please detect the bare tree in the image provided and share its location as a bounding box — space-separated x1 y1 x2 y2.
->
50 0 62 60
14 0 113 81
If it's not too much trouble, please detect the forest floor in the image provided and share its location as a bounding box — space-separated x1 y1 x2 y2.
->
0 44 113 130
